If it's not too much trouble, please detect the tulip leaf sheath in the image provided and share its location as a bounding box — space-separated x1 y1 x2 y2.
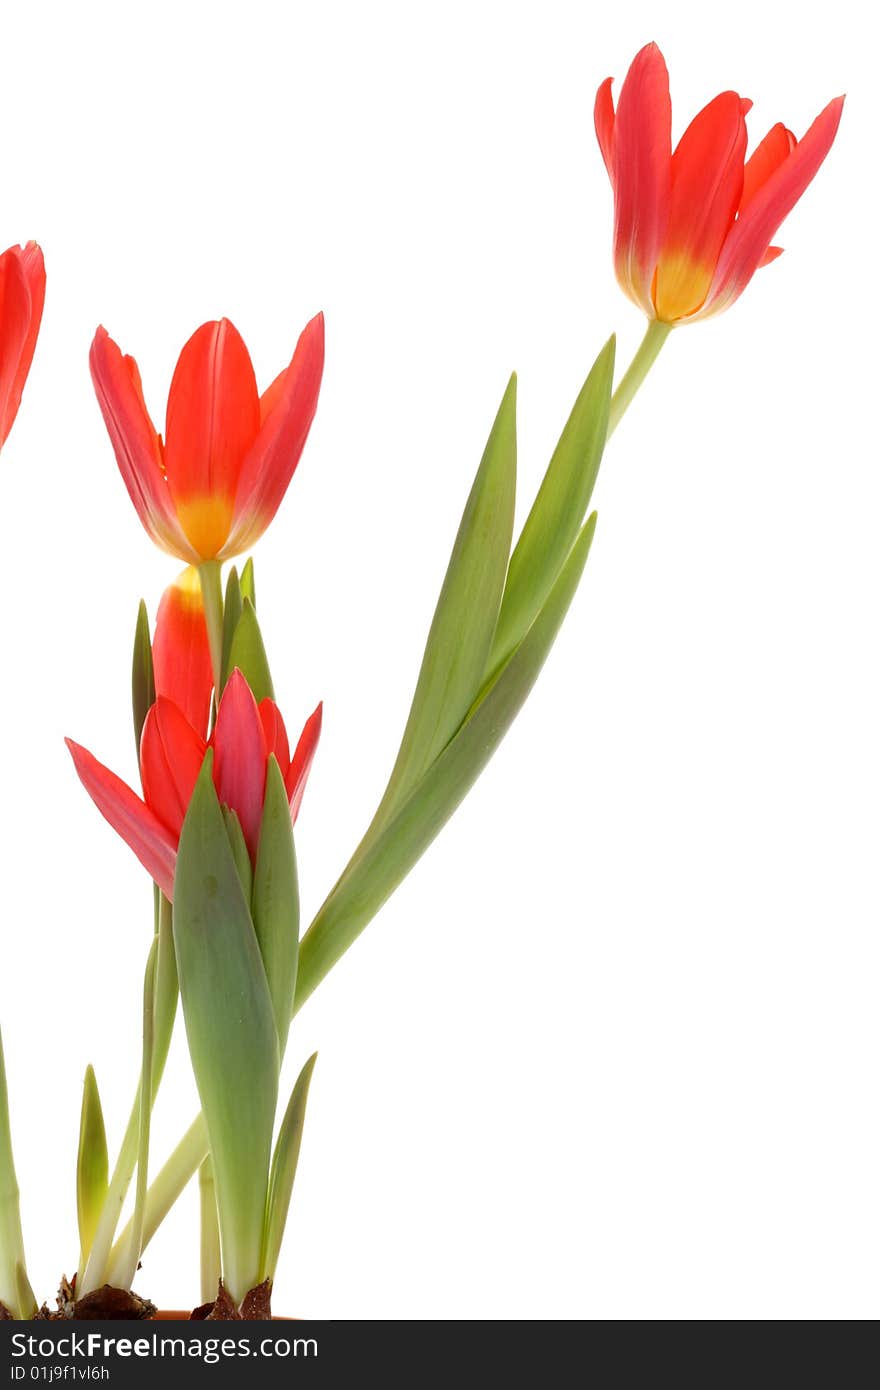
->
297 513 598 1008
173 755 280 1305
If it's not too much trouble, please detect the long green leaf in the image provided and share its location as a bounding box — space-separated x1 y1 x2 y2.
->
261 1053 317 1281
227 599 275 703
296 513 598 1010
363 374 518 842
173 755 280 1304
76 1066 109 1266
252 757 299 1057
490 337 614 672
131 600 155 757
0 1029 30 1317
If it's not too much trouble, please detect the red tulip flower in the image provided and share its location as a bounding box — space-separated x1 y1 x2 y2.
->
67 669 322 901
0 242 45 449
594 43 843 323
90 313 324 561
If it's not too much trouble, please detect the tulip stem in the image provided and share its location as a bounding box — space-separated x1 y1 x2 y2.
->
198 560 225 695
607 320 672 438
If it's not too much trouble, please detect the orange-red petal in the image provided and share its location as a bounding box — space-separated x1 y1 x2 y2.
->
65 737 178 900
609 43 671 316
286 702 323 823
164 319 260 559
653 91 748 321
90 327 195 560
222 313 325 557
701 95 844 319
259 698 291 773
740 123 796 214
593 77 615 178
0 242 45 448
212 669 268 859
153 567 214 738
140 697 208 837
0 248 32 447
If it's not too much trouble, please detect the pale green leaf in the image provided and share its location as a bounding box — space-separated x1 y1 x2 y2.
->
296 514 597 1010
260 1053 317 1281
490 337 614 671
76 1065 109 1262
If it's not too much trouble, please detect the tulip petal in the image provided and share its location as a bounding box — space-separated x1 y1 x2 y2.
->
164 319 260 559
222 313 324 558
0 243 45 448
65 738 177 900
286 703 323 823
140 698 208 838
0 248 32 447
701 96 844 319
259 698 291 774
212 668 268 859
593 77 615 177
740 123 796 214
654 91 748 321
90 328 195 561
610 43 671 317
153 567 214 737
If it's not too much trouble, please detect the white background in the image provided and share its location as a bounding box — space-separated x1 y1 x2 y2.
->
0 0 874 1320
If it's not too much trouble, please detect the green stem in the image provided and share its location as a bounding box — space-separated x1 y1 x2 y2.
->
0 1029 34 1318
115 942 157 1291
607 319 672 438
108 1115 209 1276
198 560 225 695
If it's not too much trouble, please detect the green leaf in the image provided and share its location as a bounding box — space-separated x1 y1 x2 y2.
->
0 1028 30 1318
227 599 275 703
173 754 280 1303
131 600 155 757
260 1053 317 1281
296 514 598 1011
220 567 243 690
240 557 256 608
252 758 299 1057
76 1066 109 1263
361 373 517 845
490 338 614 672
